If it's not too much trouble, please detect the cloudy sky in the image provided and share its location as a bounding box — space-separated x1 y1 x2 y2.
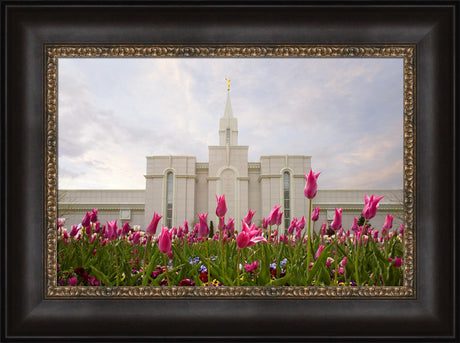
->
58 57 404 190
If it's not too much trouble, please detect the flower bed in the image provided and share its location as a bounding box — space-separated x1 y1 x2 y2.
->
57 170 403 287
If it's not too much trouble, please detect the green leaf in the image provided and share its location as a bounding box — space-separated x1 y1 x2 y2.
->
142 249 161 286
266 274 292 287
306 244 333 285
89 265 113 287
319 265 331 286
260 243 271 285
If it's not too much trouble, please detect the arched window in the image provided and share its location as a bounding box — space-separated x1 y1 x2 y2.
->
166 172 173 228
283 171 291 229
226 128 231 144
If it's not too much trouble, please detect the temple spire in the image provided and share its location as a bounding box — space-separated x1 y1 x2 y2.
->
223 92 233 118
219 78 238 146
223 78 233 118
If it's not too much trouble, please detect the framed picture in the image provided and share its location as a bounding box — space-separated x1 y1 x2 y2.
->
2 1 456 341
50 46 412 295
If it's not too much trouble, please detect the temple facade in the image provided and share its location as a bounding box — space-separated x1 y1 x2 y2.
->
59 88 403 233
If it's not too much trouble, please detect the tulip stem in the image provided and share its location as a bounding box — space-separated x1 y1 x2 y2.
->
354 218 367 286
236 249 241 286
306 199 312 282
334 241 339 286
113 244 119 287
219 217 225 275
205 239 211 286
164 253 171 286
142 234 150 285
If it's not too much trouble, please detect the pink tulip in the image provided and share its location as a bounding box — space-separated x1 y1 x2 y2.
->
90 208 98 223
122 222 130 235
399 223 404 234
389 256 402 267
276 211 283 226
351 217 358 231
314 245 325 260
320 222 327 235
267 206 281 226
183 221 189 234
373 230 379 240
198 213 209 238
132 232 141 245
94 221 101 233
381 227 388 236
215 195 227 218
295 227 302 241
57 218 66 228
287 218 298 235
69 277 78 286
106 220 119 241
146 212 162 235
243 209 255 226
331 208 343 231
362 194 384 220
236 230 250 249
297 216 306 230
304 170 321 199
244 261 259 273
340 256 348 266
236 222 267 249
81 211 91 228
262 218 269 229
219 216 225 231
158 226 172 254
226 217 235 234
326 257 334 267
69 225 80 238
382 214 394 230
311 207 320 222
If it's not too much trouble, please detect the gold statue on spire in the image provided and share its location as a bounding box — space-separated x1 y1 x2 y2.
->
225 78 231 92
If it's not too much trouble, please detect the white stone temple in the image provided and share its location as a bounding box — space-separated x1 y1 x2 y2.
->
59 83 403 233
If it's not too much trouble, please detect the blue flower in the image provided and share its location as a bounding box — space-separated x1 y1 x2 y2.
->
188 257 201 265
280 258 288 267
198 264 207 273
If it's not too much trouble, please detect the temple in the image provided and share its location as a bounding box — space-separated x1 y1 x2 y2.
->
59 82 403 232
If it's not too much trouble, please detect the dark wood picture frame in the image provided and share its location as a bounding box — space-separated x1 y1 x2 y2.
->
2 1 457 341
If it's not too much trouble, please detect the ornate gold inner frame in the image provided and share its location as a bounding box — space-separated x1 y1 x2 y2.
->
45 45 415 298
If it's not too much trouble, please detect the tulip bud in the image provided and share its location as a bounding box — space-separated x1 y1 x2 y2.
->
311 207 320 222
243 209 255 226
362 194 384 220
146 213 162 235
198 213 209 238
331 208 343 231
314 245 325 260
215 195 227 218
382 214 394 230
158 226 172 254
304 170 321 199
